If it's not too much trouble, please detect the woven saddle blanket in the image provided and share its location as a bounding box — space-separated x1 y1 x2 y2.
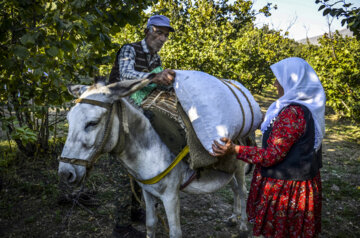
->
141 88 253 172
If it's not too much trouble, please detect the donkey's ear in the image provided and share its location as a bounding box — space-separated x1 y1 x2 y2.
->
107 78 151 99
67 84 90 98
94 76 107 86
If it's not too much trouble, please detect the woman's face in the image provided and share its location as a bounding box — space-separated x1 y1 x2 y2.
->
274 79 284 97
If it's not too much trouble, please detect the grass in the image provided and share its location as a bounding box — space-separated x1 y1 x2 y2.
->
0 140 17 167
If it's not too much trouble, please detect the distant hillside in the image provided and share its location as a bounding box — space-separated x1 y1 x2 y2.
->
297 28 353 45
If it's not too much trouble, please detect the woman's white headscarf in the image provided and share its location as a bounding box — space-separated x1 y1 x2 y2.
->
260 57 326 150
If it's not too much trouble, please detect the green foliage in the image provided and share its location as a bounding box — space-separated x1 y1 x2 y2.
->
149 0 301 92
0 0 156 155
0 140 17 167
303 32 360 121
1 0 359 156
315 0 360 40
11 124 37 145
151 0 360 121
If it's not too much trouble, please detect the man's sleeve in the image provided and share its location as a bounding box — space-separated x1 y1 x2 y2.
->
118 45 151 80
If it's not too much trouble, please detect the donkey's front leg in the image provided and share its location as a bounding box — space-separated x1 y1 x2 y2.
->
162 191 182 238
143 189 158 238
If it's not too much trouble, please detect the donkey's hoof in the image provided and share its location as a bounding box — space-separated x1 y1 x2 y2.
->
239 221 248 231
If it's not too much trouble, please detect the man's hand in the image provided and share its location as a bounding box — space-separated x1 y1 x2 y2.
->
151 69 175 86
211 137 238 157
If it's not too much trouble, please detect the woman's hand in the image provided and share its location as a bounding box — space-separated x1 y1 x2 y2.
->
211 137 238 157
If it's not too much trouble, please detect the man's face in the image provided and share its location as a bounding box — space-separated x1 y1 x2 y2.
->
145 26 170 53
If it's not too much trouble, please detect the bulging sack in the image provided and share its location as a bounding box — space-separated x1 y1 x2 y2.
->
174 70 262 154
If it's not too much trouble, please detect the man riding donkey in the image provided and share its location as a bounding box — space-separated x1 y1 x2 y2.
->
108 15 177 237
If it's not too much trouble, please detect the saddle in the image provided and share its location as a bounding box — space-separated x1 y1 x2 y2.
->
140 88 253 173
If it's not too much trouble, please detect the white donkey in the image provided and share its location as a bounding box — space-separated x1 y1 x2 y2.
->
58 77 249 238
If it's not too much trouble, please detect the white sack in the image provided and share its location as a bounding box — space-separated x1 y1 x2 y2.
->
174 70 263 153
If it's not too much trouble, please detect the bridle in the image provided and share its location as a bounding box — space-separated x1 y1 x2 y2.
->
58 98 127 173
58 96 191 187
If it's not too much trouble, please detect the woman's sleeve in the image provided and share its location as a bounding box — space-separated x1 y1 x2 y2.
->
237 105 306 167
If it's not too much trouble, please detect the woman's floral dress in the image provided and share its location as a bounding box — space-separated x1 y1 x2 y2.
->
237 105 322 238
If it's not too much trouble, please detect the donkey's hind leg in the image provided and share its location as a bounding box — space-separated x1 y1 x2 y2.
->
229 161 248 231
143 190 158 238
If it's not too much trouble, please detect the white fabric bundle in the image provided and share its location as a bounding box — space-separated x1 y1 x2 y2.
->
174 70 263 153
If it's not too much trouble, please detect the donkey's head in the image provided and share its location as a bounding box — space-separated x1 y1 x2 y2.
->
58 77 150 185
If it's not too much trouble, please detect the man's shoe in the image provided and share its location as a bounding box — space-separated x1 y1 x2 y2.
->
112 224 146 238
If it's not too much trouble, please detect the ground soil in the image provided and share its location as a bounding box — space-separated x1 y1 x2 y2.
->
1 90 359 238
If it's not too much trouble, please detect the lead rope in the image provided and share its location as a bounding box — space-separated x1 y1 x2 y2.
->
77 103 115 174
59 102 115 231
118 101 169 232
59 101 115 169
111 101 127 155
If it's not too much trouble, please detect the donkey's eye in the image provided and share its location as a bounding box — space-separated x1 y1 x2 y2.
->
85 121 99 130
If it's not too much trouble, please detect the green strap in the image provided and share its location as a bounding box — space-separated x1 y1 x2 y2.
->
150 66 164 74
130 66 163 105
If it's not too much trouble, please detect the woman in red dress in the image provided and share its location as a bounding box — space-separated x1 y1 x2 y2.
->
212 57 326 238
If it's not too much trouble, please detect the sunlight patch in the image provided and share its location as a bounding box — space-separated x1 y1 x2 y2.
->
276 100 282 108
314 94 325 106
305 98 314 104
290 73 298 82
216 125 228 138
188 106 199 122
308 72 319 82
297 92 308 98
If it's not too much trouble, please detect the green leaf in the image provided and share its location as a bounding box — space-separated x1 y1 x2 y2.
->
34 68 43 77
13 45 30 58
46 46 59 57
330 9 338 17
95 6 103 16
20 33 36 45
318 5 326 11
323 8 331 16
61 40 74 52
341 19 347 26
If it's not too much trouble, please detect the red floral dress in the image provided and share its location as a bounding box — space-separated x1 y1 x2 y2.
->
237 105 322 238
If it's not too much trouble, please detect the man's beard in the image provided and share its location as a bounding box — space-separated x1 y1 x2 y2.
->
150 42 163 53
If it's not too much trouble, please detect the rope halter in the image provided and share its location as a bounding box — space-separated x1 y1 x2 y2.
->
58 98 118 172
